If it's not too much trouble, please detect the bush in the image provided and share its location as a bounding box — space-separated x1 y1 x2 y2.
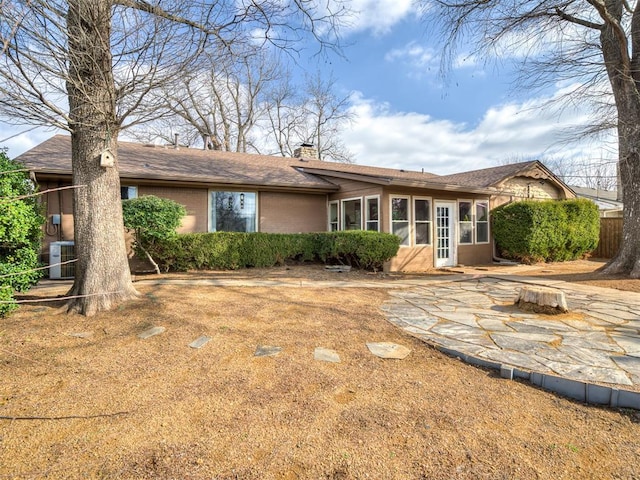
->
0 150 45 316
147 231 401 272
492 199 599 263
122 195 186 272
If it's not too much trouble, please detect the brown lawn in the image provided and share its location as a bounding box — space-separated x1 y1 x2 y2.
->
1 260 639 479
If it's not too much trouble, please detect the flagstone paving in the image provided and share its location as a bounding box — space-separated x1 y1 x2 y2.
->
382 276 640 400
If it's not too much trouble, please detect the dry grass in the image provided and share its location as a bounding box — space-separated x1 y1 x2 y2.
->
1 263 640 479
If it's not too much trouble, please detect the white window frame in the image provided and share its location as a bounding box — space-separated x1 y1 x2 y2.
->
365 195 380 232
458 199 474 245
328 200 339 231
341 197 362 230
390 195 411 247
120 185 138 200
413 196 432 246
208 190 258 233
475 200 490 244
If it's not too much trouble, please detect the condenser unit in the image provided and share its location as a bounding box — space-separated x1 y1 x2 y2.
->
49 241 76 279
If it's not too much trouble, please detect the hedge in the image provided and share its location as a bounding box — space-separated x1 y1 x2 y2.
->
492 198 599 263
146 230 401 272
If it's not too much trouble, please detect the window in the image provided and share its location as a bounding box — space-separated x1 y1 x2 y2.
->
342 198 362 230
329 201 339 231
120 186 137 199
458 200 473 244
414 198 432 245
476 200 489 243
365 196 379 231
210 191 256 232
391 196 410 246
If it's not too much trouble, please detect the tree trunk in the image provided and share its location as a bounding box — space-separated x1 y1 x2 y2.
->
65 0 139 315
599 4 640 278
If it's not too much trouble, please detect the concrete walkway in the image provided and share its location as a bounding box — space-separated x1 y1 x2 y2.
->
381 274 640 409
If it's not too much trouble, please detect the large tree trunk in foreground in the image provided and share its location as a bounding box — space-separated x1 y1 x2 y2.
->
65 0 138 315
599 5 640 278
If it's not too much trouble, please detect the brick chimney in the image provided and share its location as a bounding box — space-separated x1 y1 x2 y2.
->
294 143 318 159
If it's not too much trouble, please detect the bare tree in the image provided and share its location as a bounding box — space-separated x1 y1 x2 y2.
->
261 70 355 162
0 0 345 315
426 1 640 277
300 72 354 162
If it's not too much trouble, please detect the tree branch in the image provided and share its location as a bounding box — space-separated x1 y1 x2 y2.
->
554 7 603 30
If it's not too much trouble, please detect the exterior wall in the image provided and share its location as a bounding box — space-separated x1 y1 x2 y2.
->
457 244 492 266
138 185 208 233
491 176 566 209
382 187 492 272
40 181 75 266
389 246 434 272
259 192 327 233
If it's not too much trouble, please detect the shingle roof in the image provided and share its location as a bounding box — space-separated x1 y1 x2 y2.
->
17 135 338 191
427 161 542 188
16 135 496 194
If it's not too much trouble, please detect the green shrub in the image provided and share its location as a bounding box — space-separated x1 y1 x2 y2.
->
122 195 186 271
492 199 599 263
0 150 45 316
147 231 400 272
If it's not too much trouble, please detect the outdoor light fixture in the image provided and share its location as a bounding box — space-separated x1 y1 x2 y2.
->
240 193 245 209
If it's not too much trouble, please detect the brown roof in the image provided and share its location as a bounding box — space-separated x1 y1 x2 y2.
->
17 135 497 194
428 161 542 188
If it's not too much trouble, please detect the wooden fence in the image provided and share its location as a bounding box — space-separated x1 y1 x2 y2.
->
592 217 623 259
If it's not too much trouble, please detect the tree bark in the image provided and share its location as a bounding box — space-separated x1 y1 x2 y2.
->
65 0 139 315
598 1 640 278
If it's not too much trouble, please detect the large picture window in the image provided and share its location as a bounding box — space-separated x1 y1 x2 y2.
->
210 191 256 232
458 200 473 244
365 196 379 231
414 198 432 245
476 200 489 243
391 196 410 246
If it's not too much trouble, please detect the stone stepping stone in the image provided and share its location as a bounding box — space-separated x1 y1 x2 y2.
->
254 345 282 357
189 336 212 349
366 342 411 359
138 326 165 339
67 332 93 339
314 347 341 363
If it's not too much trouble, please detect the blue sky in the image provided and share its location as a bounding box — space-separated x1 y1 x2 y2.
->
1 1 616 181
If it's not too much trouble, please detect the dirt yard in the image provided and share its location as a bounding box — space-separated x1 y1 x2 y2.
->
1 260 639 479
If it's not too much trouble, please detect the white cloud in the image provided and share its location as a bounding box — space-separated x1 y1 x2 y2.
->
341 90 616 176
342 0 416 35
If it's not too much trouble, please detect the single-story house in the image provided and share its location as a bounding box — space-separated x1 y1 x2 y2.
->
16 135 575 272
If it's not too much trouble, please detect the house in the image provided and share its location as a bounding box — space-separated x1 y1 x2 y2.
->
571 186 623 218
16 135 576 272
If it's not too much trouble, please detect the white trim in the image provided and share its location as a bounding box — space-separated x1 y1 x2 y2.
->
434 200 457 267
328 200 339 231
474 199 490 244
413 196 432 246
365 194 380 232
458 199 474 245
341 196 363 230
389 195 411 247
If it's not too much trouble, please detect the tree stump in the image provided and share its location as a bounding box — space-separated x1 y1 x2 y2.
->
515 286 568 315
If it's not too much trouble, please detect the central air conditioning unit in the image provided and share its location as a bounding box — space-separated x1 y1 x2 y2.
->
49 241 76 279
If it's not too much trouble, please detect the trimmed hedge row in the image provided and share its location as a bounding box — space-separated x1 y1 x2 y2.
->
492 198 599 263
146 230 401 272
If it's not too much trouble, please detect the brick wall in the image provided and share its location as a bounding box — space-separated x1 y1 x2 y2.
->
260 192 327 233
138 186 208 233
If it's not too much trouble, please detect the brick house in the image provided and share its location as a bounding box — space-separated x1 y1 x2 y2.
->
16 135 575 272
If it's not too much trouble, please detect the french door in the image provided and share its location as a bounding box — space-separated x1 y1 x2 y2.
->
434 201 457 268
